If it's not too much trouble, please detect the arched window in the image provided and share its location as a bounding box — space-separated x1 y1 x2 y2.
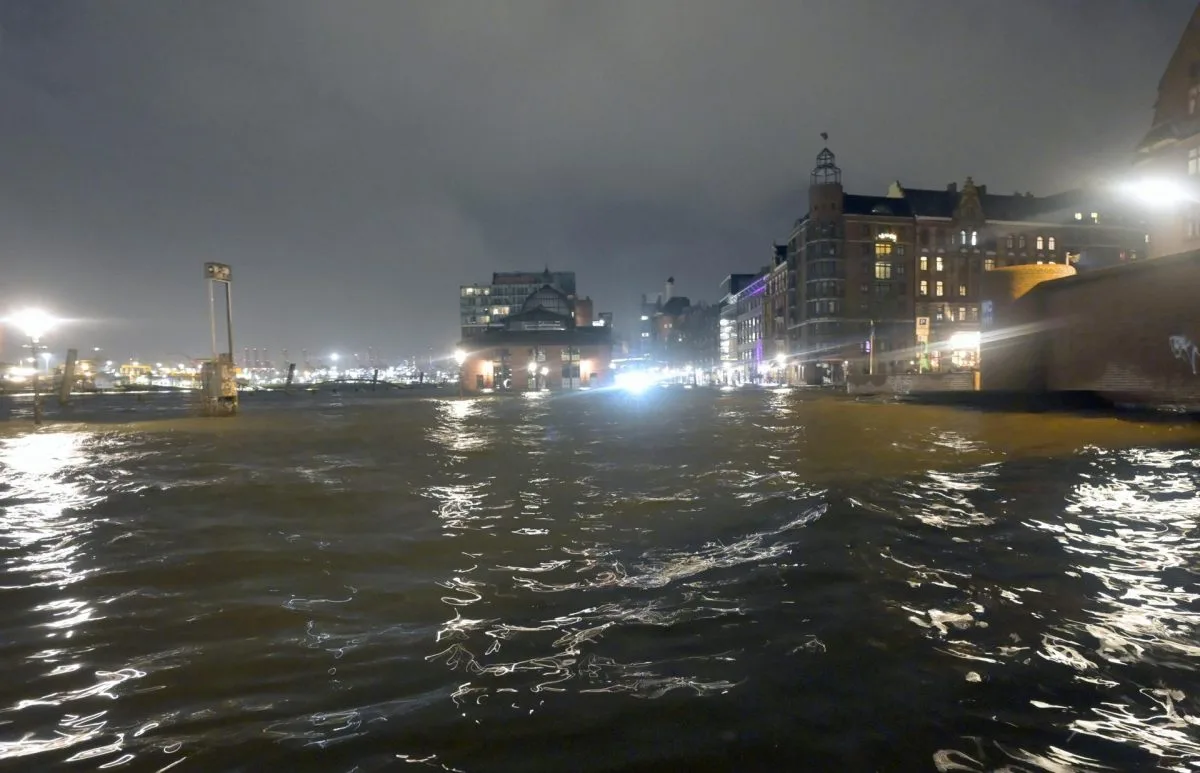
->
1036 236 1045 250
1048 236 1056 251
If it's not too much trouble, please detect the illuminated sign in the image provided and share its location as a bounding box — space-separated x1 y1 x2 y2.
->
876 232 898 242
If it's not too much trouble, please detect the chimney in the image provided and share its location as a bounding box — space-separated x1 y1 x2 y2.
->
665 277 675 302
946 182 958 195
977 185 987 197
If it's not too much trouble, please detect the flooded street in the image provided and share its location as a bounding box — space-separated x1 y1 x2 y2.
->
0 388 1198 771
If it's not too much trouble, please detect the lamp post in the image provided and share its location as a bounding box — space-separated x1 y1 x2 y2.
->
868 319 876 376
6 308 59 425
527 359 538 391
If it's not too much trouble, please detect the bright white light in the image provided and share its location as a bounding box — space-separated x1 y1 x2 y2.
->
947 331 981 350
540 366 549 376
331 353 340 362
615 370 656 394
527 360 537 373
6 308 57 341
1117 178 1194 208
453 348 467 366
774 354 787 366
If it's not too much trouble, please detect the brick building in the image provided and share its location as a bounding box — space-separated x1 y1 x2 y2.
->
457 283 612 393
891 179 1146 372
786 147 916 384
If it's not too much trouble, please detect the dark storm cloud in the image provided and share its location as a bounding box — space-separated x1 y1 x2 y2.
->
0 0 1191 361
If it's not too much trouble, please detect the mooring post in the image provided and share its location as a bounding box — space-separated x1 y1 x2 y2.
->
285 363 296 390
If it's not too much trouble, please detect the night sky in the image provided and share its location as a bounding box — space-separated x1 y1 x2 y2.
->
0 1 1192 364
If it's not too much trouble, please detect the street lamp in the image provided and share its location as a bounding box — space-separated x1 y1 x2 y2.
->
1115 177 1195 208
527 359 538 391
4 308 59 425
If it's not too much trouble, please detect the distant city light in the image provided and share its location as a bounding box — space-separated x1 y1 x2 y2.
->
5 308 58 341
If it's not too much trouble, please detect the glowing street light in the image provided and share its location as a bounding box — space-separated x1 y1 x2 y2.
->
527 360 537 374
330 353 340 364
1115 177 1195 208
454 348 467 366
6 308 57 342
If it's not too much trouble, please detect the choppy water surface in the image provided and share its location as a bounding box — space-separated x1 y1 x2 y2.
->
1 388 1199 772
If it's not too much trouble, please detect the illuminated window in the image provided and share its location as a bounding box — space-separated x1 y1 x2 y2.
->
1091 212 1099 223
1047 236 1056 251
875 241 894 257
959 230 967 245
919 279 929 296
874 261 893 279
1145 233 1151 243
935 281 944 297
1036 236 1044 250
1190 147 1200 175
970 230 978 246
1019 235 1026 249
958 307 967 321
1006 235 1014 249
920 255 928 271
958 284 967 297
935 256 944 271
984 258 995 271
1074 212 1083 220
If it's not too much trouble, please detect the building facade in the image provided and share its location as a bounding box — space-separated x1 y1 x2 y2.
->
732 270 768 383
894 179 1147 373
1135 3 1200 258
457 283 612 393
780 146 1147 383
786 147 916 384
460 269 578 339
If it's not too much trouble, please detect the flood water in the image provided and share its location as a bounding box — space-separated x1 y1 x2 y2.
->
1 387 1198 772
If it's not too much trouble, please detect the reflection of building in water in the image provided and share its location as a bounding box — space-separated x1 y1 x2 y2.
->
457 283 613 393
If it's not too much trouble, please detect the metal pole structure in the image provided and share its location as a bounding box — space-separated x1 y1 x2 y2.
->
868 319 876 376
30 336 42 426
202 263 238 416
209 280 218 359
224 282 234 366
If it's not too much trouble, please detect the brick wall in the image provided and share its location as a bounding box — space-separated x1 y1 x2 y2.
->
846 371 977 395
980 252 1200 408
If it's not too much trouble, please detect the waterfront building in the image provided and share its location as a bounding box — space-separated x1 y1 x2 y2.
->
732 269 768 383
718 273 757 382
786 147 916 384
763 244 791 382
1135 2 1200 258
894 180 1146 373
457 283 613 393
784 145 1146 382
460 269 577 339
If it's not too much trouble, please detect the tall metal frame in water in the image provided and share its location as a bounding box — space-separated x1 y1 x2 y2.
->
202 262 238 416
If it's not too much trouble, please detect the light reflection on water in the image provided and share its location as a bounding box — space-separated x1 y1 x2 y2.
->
0 391 1199 770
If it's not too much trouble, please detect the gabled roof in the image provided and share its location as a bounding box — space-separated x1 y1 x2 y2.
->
897 185 1091 223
